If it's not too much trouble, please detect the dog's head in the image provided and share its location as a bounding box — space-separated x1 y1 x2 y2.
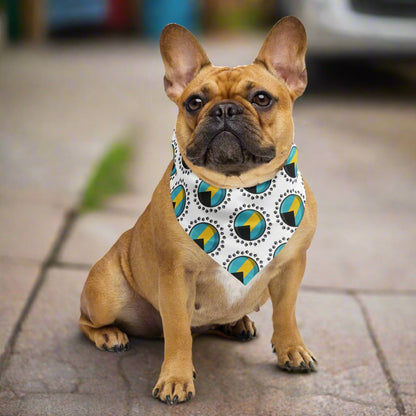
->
160 17 307 188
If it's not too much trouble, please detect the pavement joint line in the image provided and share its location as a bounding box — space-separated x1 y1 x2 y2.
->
117 354 133 414
352 293 406 416
51 260 91 271
46 264 416 298
100 206 144 216
0 208 79 378
302 284 416 297
79 206 140 217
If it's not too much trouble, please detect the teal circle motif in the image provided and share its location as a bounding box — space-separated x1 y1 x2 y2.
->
234 209 266 241
198 181 226 207
227 256 259 285
244 180 271 194
171 185 186 217
189 223 219 254
280 195 304 227
284 146 298 178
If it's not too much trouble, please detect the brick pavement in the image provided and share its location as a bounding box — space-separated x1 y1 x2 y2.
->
1 39 415 416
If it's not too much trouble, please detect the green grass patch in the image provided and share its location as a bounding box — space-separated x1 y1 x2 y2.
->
80 139 134 212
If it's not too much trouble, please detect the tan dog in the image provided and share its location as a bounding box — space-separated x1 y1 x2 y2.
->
79 16 317 405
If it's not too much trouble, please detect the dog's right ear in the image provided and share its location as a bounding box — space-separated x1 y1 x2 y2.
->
160 24 211 102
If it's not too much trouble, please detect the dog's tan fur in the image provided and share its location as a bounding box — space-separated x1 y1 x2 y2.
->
79 17 317 405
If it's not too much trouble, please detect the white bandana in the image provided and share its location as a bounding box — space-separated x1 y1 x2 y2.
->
170 131 306 286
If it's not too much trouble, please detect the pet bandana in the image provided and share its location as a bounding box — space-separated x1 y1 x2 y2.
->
170 131 306 286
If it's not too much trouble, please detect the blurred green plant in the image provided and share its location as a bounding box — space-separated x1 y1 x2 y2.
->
215 4 263 30
80 138 134 212
206 0 269 31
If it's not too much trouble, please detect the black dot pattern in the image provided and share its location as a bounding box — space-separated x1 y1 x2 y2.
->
169 131 307 286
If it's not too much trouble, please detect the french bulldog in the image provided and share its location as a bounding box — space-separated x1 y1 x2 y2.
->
79 16 317 405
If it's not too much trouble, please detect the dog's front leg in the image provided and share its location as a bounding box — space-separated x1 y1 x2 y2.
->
269 253 317 372
152 263 196 404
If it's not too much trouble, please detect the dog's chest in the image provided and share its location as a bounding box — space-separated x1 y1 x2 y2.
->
168 132 306 325
191 262 271 327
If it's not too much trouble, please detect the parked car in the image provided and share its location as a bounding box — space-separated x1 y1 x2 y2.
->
278 0 416 57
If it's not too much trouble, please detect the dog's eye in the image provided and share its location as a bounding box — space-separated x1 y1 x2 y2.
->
251 92 272 108
185 96 204 113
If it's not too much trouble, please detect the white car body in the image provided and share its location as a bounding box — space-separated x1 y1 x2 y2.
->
279 0 416 56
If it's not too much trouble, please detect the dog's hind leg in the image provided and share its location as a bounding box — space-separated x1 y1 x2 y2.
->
79 261 130 351
79 231 162 352
194 315 257 341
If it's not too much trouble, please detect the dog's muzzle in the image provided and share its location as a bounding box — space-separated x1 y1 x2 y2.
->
186 100 275 175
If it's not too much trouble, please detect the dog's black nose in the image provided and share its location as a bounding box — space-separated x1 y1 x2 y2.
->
210 101 243 118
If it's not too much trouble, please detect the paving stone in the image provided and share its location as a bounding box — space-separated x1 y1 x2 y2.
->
1 38 415 416
359 294 416 415
18 393 130 416
305 208 415 291
129 106 176 198
0 269 129 406
122 292 398 415
0 267 398 416
295 101 416 214
0 198 66 262
103 193 150 216
1 390 130 416
0 45 154 198
291 101 416 293
0 390 20 416
58 211 138 266
0 259 40 361
0 188 75 210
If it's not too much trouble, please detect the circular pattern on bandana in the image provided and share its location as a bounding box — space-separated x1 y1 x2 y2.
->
171 185 186 217
234 209 266 241
227 256 259 285
284 146 298 178
279 194 304 227
189 223 219 254
273 243 286 257
197 181 226 208
244 180 271 195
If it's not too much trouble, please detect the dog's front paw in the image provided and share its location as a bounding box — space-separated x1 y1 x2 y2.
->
272 341 318 373
152 366 195 405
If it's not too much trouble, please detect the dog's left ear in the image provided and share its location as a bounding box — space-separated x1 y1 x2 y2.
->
160 24 211 102
254 16 307 99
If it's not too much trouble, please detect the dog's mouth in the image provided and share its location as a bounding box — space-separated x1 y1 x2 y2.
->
206 131 244 164
187 129 275 176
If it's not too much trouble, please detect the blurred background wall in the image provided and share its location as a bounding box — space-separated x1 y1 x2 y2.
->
2 0 416 62
0 0 281 43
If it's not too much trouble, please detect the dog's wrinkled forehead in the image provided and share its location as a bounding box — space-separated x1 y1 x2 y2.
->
184 65 285 103
186 67 241 97
202 73 246 101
